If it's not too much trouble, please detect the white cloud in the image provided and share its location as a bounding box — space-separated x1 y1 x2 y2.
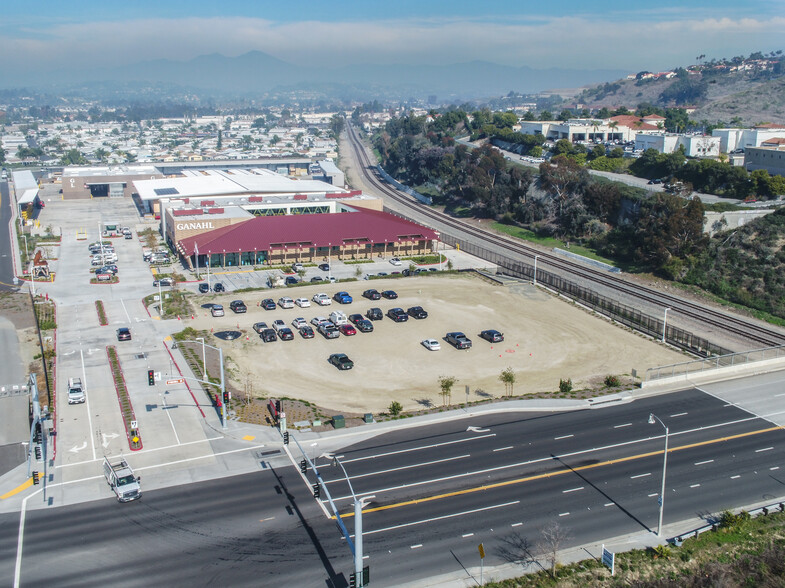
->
0 14 783 79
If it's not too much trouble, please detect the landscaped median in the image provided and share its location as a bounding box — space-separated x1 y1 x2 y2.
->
95 300 108 325
106 345 142 450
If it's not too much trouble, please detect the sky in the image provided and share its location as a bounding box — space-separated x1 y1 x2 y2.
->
1 0 783 81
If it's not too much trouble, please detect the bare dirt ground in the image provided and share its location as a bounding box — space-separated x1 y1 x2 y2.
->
184 274 685 416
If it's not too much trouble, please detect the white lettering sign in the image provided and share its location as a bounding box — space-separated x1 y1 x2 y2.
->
175 222 215 231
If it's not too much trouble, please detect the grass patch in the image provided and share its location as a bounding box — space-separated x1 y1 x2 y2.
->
95 300 108 325
490 222 618 266
344 259 374 265
670 280 785 328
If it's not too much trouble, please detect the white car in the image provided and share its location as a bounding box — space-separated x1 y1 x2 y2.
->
311 316 329 327
329 311 348 326
272 319 286 332
211 304 225 317
278 297 294 309
295 297 311 308
389 257 402 266
292 317 307 329
312 293 332 306
421 339 441 351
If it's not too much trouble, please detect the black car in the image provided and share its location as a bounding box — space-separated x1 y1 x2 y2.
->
153 277 173 287
348 313 364 325
363 289 381 300
285 276 299 285
260 298 276 310
310 276 324 282
299 325 315 339
278 327 295 341
355 319 374 333
480 329 504 343
253 323 277 342
381 290 398 299
213 282 225 292
328 353 354 370
366 307 383 321
230 300 247 313
387 308 408 322
116 327 131 341
198 283 210 293
318 263 330 271
407 306 428 319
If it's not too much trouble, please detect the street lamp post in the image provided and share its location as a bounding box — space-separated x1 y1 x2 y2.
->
533 255 539 286
175 339 226 429
648 413 668 536
662 307 671 343
196 337 207 379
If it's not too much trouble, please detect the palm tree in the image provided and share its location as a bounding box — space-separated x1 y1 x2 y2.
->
608 120 619 142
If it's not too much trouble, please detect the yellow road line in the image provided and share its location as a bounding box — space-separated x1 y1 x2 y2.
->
1 477 34 500
336 425 783 519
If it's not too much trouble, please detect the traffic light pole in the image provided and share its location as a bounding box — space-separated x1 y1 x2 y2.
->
169 339 227 429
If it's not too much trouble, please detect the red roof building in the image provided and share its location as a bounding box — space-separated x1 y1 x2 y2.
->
176 208 439 267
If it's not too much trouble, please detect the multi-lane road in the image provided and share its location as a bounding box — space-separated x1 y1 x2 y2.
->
4 380 784 587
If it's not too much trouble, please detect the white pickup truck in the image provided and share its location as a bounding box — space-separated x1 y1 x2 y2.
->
67 377 86 404
103 457 142 502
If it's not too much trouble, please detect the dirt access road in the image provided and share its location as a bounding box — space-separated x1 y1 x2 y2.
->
188 274 685 414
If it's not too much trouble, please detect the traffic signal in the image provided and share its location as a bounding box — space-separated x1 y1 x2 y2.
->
147 369 155 386
312 483 320 498
34 445 42 460
275 400 281 413
362 566 370 585
300 459 307 474
34 422 42 443
283 431 289 445
349 572 356 588
32 471 39 485
223 391 230 403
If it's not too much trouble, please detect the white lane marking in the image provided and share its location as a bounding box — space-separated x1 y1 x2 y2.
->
670 412 688 417
160 394 181 445
282 444 330 519
690 484 701 488
614 423 632 428
631 473 651 479
79 347 97 462
648 493 658 497
493 446 513 452
411 544 422 549
771 466 780 471
558 512 570 517
358 501 520 537
511 522 523 527
56 436 224 468
755 447 774 453
324 455 470 484
554 434 574 440
331 414 785 503
775 393 785 398
694 460 714 465
562 487 584 493
731 475 741 479
604 502 615 507
462 533 474 538
120 298 132 323
341 433 496 464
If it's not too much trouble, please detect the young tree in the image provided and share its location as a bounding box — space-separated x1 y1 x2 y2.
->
388 401 403 417
538 521 571 578
499 367 517 397
438 375 457 406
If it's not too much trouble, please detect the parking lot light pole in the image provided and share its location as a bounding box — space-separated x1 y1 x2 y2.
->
533 255 539 286
662 307 671 343
648 413 668 536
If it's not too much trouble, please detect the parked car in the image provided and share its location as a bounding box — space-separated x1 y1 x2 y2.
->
99 266 118 275
260 298 276 310
355 319 374 333
291 263 304 272
198 283 210 293
480 329 504 343
445 332 472 349
311 316 329 327
299 325 315 339
278 297 294 309
230 300 247 313
421 339 441 351
363 289 381 300
310 276 324 282
318 263 330 271
211 304 225 317
328 353 354 370
329 310 349 326
348 313 364 325
253 322 276 342
116 327 131 341
253 322 269 334
292 317 308 330
285 276 299 285
407 306 428 319
318 322 340 339
389 257 402 266
277 327 294 341
387 308 408 322
339 324 357 336
313 293 332 306
272 319 286 332
381 290 398 299
295 297 311 308
213 282 225 293
366 307 383 321
333 291 353 304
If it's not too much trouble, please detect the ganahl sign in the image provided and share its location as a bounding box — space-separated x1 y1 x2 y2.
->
175 221 215 231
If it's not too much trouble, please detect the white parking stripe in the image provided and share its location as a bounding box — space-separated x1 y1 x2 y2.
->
558 512 570 517
755 447 774 453
694 460 714 465
690 484 701 488
731 475 741 479
554 434 574 440
562 487 583 493
670 412 688 417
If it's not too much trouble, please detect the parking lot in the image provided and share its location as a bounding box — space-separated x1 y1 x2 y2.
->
187 275 685 414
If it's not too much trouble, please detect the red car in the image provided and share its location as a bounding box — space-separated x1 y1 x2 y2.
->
339 324 357 336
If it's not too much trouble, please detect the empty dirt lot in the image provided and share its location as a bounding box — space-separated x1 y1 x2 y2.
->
188 274 685 414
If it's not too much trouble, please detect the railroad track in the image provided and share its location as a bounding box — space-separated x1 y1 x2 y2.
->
345 122 785 350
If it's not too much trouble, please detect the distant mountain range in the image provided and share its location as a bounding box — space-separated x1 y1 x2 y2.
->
9 50 627 102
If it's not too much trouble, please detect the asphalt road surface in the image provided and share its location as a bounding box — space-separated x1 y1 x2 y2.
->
4 384 785 587
0 180 17 290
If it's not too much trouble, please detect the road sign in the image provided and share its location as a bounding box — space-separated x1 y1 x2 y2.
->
166 378 185 385
478 543 485 559
601 544 615 575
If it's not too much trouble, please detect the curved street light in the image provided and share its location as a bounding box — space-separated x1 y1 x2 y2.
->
648 413 669 536
172 338 227 429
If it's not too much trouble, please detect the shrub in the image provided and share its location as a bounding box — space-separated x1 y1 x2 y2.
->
559 378 573 394
388 401 403 416
604 374 621 388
